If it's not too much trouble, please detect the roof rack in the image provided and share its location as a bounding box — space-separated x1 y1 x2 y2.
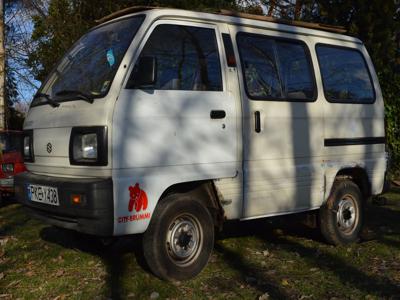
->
95 6 347 34
219 10 347 34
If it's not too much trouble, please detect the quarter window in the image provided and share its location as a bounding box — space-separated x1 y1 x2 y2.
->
129 24 222 91
237 33 316 101
316 45 375 103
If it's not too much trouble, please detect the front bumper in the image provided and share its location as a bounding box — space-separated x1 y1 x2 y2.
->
15 172 114 236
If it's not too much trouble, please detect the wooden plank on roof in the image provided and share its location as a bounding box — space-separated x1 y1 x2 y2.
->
95 6 159 24
219 10 347 34
95 6 347 35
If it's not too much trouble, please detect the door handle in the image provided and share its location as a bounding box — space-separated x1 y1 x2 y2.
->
210 110 226 119
255 111 261 133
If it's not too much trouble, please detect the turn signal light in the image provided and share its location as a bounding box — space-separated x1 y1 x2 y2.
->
71 194 82 204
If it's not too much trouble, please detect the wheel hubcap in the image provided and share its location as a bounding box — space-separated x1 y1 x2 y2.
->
166 214 202 266
336 194 358 234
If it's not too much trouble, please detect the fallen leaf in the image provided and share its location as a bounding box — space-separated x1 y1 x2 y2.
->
0 237 9 247
259 292 270 300
299 295 313 300
286 260 294 264
55 270 65 277
281 279 289 286
26 271 34 277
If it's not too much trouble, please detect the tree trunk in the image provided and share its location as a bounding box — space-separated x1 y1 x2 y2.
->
268 0 276 16
0 0 5 130
295 0 303 20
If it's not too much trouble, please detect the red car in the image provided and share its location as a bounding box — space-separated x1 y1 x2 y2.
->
0 130 26 204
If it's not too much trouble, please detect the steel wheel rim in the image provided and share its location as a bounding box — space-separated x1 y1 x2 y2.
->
336 194 358 235
166 213 203 266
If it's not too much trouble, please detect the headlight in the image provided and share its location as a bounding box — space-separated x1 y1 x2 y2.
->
73 133 98 161
22 130 34 162
69 127 107 166
2 163 14 173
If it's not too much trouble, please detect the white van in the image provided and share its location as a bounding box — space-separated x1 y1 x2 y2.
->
15 7 387 280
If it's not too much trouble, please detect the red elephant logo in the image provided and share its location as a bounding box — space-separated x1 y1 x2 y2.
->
128 183 148 212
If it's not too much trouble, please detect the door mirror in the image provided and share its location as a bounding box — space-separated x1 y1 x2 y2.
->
129 56 157 88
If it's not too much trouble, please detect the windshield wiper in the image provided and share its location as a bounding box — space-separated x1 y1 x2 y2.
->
55 90 94 104
33 93 60 107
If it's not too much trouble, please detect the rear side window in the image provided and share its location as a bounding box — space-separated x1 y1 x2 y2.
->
237 33 316 101
316 45 375 103
129 24 222 91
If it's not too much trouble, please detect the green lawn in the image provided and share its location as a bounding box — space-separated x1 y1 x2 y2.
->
1 189 399 299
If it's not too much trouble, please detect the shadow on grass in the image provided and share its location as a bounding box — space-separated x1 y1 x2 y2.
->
259 234 400 298
0 205 31 237
364 190 400 249
39 226 148 300
216 195 400 298
215 218 319 299
214 241 288 299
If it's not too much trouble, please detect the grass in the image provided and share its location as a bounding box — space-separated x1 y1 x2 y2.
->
1 189 400 299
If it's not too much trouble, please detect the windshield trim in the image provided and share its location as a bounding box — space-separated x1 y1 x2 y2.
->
31 14 145 108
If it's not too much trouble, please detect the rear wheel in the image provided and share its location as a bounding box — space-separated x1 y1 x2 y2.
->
143 194 214 281
319 179 363 245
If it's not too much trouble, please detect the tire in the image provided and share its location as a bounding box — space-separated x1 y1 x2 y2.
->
142 194 214 281
319 179 363 245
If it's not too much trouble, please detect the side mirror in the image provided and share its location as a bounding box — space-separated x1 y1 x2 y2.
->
129 56 157 88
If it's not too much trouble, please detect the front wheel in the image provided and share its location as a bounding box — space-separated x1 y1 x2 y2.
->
319 179 364 245
143 195 214 281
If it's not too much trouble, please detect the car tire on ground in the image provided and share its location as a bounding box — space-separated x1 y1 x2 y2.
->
319 179 364 245
142 194 214 281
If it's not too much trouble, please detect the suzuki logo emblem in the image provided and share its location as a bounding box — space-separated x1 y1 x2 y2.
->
46 143 52 153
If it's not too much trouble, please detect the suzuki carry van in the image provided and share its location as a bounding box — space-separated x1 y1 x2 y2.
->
15 7 387 281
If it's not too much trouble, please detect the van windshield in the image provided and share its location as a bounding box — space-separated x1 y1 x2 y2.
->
32 16 144 107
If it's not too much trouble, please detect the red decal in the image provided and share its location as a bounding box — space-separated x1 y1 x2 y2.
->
118 213 151 223
128 183 148 212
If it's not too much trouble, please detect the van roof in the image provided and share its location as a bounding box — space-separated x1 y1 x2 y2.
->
96 6 361 44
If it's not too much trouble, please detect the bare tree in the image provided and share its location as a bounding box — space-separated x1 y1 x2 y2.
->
4 0 46 111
